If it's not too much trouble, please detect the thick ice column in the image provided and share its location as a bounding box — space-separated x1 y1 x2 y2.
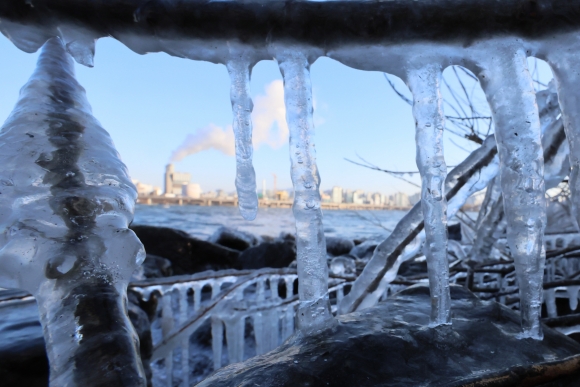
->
406 64 451 326
227 53 258 220
276 49 332 330
478 48 546 339
0 38 146 385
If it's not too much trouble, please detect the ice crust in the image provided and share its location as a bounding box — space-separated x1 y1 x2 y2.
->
2 7 578 340
0 38 146 386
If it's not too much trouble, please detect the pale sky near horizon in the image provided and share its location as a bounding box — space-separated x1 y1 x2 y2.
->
0 36 554 196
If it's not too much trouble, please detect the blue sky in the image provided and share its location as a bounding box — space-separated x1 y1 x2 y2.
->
0 36 553 195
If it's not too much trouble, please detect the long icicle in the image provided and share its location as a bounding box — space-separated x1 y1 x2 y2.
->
407 64 451 326
276 49 332 330
227 54 258 220
478 47 546 339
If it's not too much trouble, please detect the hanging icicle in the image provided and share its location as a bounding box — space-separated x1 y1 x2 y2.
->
276 47 332 330
478 45 546 340
227 51 258 220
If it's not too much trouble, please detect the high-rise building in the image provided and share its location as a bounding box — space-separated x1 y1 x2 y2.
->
331 186 343 204
165 164 191 196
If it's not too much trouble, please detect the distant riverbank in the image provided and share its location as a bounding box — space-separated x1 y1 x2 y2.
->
132 204 408 241
136 195 411 211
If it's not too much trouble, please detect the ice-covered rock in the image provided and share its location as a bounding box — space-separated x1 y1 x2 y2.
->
198 285 580 387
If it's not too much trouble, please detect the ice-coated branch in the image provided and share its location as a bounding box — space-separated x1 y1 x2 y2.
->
0 38 146 386
407 65 451 326
276 48 332 330
477 46 546 339
227 50 258 220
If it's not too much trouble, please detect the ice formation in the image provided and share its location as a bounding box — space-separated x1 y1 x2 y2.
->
1 3 579 368
407 64 451 326
0 38 146 386
227 51 259 221
477 47 546 339
276 48 332 329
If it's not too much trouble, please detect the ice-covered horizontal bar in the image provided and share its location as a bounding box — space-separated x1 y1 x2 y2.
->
1 0 580 45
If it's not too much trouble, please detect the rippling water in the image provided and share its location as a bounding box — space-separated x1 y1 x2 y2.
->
132 204 408 242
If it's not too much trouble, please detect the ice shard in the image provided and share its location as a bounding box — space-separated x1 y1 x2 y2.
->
407 64 451 326
227 52 258 220
478 47 546 339
276 48 332 330
0 38 146 385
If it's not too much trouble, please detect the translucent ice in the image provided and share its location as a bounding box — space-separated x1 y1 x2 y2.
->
478 46 546 339
276 48 332 330
227 52 258 220
407 64 451 326
0 38 146 386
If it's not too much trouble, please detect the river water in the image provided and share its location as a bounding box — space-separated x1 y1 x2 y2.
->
132 204 409 242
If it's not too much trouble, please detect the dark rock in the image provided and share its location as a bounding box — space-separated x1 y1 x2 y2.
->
131 225 240 275
349 240 377 260
208 226 260 252
0 291 48 387
448 223 462 242
325 237 355 257
142 254 173 278
198 285 580 387
236 240 296 270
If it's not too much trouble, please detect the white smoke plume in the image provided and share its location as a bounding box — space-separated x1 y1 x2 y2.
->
170 80 288 162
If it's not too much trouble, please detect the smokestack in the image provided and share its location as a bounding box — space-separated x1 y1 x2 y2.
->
165 164 174 195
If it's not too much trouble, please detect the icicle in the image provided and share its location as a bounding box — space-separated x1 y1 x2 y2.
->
58 26 96 68
178 286 188 324
546 45 580 231
181 344 189 387
567 286 580 311
478 47 546 339
281 305 295 341
224 315 245 364
284 277 294 299
406 64 451 326
256 278 265 302
193 283 202 311
266 308 280 351
165 352 173 387
544 288 558 318
276 48 332 330
161 293 175 337
227 54 258 220
211 317 224 370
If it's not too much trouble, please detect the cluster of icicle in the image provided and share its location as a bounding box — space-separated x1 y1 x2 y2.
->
0 38 147 386
3 10 580 360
